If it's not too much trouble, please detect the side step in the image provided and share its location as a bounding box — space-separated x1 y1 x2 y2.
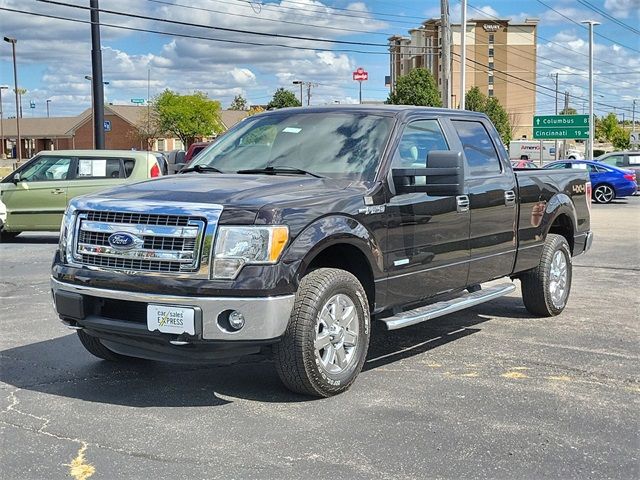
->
381 283 516 331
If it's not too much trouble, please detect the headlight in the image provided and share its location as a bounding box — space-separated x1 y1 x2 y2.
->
212 225 289 279
58 206 76 263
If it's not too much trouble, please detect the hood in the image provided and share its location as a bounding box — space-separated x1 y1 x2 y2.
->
79 173 367 224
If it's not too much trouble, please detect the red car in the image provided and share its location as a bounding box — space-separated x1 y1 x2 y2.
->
511 159 538 169
184 142 211 164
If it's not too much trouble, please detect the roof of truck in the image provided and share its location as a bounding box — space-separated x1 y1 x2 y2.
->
261 105 488 118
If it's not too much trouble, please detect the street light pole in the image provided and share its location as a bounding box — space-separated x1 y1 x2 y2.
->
4 36 21 162
292 81 303 106
581 20 599 160
90 0 105 149
633 99 637 134
46 99 51 118
459 0 467 110
85 75 95 149
0 86 7 159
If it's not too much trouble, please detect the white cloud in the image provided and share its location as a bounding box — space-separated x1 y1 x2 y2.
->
604 0 640 19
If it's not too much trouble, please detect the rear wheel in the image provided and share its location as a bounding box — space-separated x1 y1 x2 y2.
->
593 184 615 204
273 268 370 397
520 234 572 317
77 330 130 361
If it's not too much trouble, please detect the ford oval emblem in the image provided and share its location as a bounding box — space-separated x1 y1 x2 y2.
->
108 232 140 250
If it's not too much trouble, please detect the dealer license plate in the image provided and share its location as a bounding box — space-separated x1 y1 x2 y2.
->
147 305 195 335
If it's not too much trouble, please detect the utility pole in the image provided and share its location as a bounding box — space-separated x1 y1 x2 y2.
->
305 82 318 106
4 37 21 162
440 0 451 108
147 68 150 151
0 86 7 159
581 20 599 160
553 72 559 160
46 99 51 118
633 99 637 134
459 0 467 110
562 90 569 158
90 0 105 149
292 81 303 105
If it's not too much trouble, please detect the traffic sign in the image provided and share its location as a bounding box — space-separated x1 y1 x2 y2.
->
352 67 368 81
533 127 589 140
131 98 145 104
533 114 590 139
104 120 112 132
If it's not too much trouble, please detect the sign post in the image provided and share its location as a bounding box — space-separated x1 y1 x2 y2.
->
532 114 590 140
352 67 368 104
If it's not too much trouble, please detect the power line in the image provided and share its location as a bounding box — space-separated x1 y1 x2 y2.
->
0 6 388 55
576 0 640 36
38 0 391 48
533 0 640 54
144 0 396 37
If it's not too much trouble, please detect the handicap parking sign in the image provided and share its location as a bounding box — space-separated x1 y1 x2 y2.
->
104 120 112 132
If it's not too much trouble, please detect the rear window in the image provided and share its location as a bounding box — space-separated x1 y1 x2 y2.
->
629 155 640 166
74 157 136 179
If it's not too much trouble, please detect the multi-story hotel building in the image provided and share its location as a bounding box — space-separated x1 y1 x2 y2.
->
389 18 538 139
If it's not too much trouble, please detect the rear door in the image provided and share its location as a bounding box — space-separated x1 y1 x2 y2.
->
67 156 132 201
384 118 470 306
1 155 72 231
450 118 518 285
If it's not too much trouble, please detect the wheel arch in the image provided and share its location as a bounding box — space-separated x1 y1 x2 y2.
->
541 194 578 255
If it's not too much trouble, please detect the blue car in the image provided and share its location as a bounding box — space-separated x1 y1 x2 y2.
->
545 160 637 204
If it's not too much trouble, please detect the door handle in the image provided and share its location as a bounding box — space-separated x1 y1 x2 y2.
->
51 189 65 195
504 190 516 206
456 195 470 213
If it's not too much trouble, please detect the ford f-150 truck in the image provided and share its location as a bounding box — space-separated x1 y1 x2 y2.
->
51 106 593 397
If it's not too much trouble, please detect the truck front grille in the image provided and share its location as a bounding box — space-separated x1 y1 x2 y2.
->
73 210 205 274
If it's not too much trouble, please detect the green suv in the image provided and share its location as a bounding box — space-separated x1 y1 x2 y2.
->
0 150 163 240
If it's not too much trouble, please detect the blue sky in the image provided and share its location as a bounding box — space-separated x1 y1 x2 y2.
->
0 0 638 119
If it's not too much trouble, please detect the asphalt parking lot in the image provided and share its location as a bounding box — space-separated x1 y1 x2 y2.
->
1 198 638 480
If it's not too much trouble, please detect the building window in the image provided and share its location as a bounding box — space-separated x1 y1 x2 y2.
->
488 75 494 85
488 33 495 44
488 61 494 70
488 89 494 97
488 47 494 57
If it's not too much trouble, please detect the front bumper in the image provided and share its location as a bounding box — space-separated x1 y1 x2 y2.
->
51 277 295 344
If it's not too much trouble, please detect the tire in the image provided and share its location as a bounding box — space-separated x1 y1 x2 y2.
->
593 184 615 204
0 231 21 242
520 233 572 317
273 268 370 397
77 330 130 361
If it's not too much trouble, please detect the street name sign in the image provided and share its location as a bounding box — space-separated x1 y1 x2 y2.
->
131 98 145 104
533 114 589 139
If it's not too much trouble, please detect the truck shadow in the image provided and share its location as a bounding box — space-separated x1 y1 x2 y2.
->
0 296 533 406
1 233 59 244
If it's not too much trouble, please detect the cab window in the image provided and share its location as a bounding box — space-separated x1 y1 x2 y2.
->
19 156 71 182
75 158 123 179
392 119 449 168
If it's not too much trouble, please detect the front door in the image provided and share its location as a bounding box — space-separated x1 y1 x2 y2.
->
2 155 72 231
450 119 518 285
384 118 470 307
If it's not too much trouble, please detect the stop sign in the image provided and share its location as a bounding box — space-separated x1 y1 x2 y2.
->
353 67 368 81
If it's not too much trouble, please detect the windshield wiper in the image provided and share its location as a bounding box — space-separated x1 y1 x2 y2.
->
235 166 325 178
180 165 223 174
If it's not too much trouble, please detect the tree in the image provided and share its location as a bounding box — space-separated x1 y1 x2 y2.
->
153 90 224 148
595 113 619 142
129 108 163 150
387 68 441 107
612 128 631 150
463 87 512 144
267 88 301 109
559 107 577 115
247 105 266 116
464 86 487 112
229 94 248 111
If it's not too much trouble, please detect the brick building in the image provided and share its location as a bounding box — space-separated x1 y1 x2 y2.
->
389 18 538 139
0 106 248 159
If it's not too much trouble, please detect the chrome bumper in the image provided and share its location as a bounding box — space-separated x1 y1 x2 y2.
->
51 277 294 341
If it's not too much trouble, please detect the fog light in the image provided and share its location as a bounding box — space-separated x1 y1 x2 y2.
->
228 310 245 330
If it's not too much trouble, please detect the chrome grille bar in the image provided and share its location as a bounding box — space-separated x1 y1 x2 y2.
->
79 221 199 238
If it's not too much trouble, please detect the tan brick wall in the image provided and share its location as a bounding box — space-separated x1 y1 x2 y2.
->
72 114 144 150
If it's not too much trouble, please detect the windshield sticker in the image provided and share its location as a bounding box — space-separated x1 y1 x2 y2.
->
282 127 302 133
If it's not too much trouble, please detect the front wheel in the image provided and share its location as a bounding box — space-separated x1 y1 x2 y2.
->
77 330 131 361
520 234 572 317
593 184 615 204
273 268 370 397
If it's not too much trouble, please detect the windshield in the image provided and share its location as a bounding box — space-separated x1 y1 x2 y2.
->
191 111 394 181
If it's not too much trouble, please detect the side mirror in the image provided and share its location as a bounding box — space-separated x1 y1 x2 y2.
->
174 163 186 173
392 150 464 196
12 172 21 184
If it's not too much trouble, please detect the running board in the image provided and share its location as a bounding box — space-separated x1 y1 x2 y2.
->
381 283 516 331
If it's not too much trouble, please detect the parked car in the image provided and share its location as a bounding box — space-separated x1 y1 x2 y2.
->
545 159 637 203
511 159 538 169
184 141 211 164
0 150 163 240
151 151 169 175
51 106 593 397
594 151 640 191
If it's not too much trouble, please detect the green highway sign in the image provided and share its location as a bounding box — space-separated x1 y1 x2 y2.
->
533 114 590 139
533 127 589 140
131 98 145 104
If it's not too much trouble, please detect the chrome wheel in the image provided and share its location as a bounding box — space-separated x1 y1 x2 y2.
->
549 250 568 308
594 185 614 203
314 294 360 375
